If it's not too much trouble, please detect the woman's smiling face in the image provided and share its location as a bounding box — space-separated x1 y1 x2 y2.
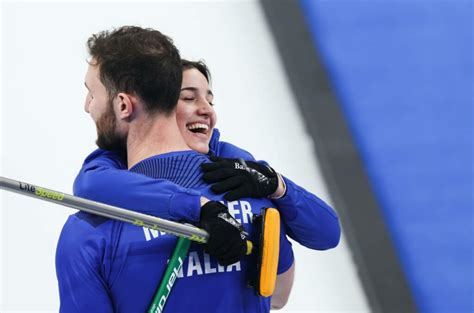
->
176 68 217 154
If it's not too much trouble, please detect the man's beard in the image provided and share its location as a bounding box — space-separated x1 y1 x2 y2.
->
95 103 127 152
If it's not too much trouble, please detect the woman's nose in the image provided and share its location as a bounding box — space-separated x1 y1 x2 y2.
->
197 99 213 115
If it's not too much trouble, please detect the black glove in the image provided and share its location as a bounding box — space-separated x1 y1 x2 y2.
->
199 201 247 266
201 157 279 201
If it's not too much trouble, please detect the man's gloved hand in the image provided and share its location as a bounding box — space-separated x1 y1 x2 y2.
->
199 201 247 266
201 157 279 201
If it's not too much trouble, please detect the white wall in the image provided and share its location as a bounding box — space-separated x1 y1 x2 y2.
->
0 1 369 312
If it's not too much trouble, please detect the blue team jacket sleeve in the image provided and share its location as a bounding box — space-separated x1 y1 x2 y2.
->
214 139 341 250
56 214 114 313
74 149 202 222
274 176 341 250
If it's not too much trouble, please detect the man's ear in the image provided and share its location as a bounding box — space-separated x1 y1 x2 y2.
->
115 92 135 120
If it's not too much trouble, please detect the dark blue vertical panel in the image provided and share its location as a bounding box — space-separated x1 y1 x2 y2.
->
300 0 473 312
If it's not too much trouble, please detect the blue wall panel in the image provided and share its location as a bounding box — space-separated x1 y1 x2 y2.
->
300 1 473 311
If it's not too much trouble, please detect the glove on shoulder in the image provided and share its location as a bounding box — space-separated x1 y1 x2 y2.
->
201 157 279 201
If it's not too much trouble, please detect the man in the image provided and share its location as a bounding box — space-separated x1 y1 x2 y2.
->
56 26 295 313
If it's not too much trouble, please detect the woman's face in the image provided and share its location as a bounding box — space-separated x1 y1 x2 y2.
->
176 68 217 154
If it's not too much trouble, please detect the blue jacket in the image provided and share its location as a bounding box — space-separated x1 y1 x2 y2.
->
57 150 294 312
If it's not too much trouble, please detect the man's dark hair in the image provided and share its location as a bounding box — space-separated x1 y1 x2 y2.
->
87 26 182 115
182 59 211 83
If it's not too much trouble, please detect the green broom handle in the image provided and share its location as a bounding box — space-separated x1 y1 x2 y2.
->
147 237 191 313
